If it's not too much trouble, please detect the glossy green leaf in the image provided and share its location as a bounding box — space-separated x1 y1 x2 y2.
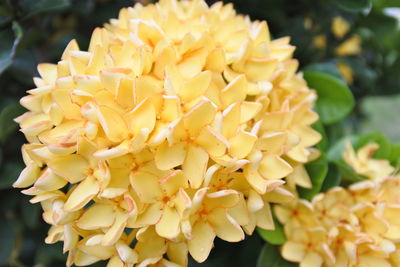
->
0 104 25 143
257 243 296 267
257 219 285 245
313 120 328 152
304 62 344 82
335 0 372 12
321 163 341 191
298 154 329 200
304 71 355 125
389 144 400 166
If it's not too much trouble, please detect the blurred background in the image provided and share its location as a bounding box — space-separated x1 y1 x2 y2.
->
0 0 399 266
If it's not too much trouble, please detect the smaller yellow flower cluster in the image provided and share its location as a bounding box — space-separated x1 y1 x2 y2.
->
277 142 398 267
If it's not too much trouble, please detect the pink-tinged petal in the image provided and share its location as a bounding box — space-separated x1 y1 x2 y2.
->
228 194 249 226
222 103 241 138
188 221 216 263
240 102 262 123
64 176 100 212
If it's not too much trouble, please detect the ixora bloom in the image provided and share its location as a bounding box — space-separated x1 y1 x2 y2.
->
278 142 399 267
13 0 321 265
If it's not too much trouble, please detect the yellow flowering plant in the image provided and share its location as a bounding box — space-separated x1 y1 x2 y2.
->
3 0 400 266
12 0 325 266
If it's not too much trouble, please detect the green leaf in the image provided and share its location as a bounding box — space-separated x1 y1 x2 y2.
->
321 163 341 191
257 219 285 245
335 0 372 12
0 22 23 75
373 0 400 8
0 104 25 143
20 0 71 18
304 62 344 82
389 144 400 166
313 120 328 152
298 155 329 200
257 243 295 267
303 71 355 125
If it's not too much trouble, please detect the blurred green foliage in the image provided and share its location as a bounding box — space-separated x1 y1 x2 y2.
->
0 0 399 266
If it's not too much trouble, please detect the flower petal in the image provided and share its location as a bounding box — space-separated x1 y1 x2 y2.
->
155 206 181 239
155 141 186 170
182 145 209 189
208 208 244 242
64 176 100 212
281 241 306 262
259 155 293 180
48 154 90 184
76 204 116 230
188 221 216 263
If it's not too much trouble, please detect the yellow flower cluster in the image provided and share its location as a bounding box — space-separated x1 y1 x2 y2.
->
277 142 398 267
13 0 321 265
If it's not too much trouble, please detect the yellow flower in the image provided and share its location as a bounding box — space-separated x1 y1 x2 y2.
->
312 34 327 49
343 142 395 180
337 61 354 84
278 143 400 267
335 34 362 56
14 0 321 265
332 16 350 39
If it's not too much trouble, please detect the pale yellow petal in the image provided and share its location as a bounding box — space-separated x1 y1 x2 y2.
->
281 241 306 262
182 145 208 189
48 154 90 184
188 221 216 263
155 206 181 239
64 176 100 212
208 208 244 242
76 204 116 230
155 141 187 170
